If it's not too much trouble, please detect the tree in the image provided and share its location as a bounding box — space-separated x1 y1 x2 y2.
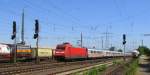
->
118 49 123 52
109 47 115 51
137 46 150 56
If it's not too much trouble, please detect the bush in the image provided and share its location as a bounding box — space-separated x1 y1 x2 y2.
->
81 64 107 75
138 46 150 56
125 59 139 75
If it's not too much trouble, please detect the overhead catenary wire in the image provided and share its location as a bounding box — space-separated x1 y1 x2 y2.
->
48 0 81 23
23 0 81 26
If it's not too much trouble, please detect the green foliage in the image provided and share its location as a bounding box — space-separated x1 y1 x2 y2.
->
125 59 139 75
109 47 115 51
138 46 150 56
79 64 107 75
98 64 107 72
88 67 98 75
113 60 122 65
118 49 123 52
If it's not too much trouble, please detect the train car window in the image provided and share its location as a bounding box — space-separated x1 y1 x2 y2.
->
90 51 92 53
97 51 99 53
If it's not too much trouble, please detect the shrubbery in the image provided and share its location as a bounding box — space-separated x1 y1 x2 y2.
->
125 59 139 75
138 46 150 56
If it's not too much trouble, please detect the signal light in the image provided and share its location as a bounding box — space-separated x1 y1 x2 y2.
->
35 20 39 33
123 41 126 45
11 21 16 40
34 20 39 39
13 21 16 34
123 34 126 41
11 35 16 40
34 33 38 39
123 34 126 45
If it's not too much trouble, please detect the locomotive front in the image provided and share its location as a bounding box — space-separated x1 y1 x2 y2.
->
54 44 66 60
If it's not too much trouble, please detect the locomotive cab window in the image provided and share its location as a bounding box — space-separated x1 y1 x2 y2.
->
56 46 65 50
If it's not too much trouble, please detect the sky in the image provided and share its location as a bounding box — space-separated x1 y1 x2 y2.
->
0 0 150 51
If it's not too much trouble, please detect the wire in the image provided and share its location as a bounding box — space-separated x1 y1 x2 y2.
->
23 0 81 25
48 0 81 23
113 0 123 17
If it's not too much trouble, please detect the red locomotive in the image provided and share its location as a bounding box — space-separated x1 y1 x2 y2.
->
54 42 88 60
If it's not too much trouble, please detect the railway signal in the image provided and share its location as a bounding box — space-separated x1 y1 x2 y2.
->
34 19 40 63
34 20 39 39
11 21 17 63
122 34 126 61
11 21 16 40
123 34 126 45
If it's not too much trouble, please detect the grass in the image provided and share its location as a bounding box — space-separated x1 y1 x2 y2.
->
112 59 123 65
73 64 107 75
125 58 139 75
85 64 107 75
83 59 139 75
73 58 139 75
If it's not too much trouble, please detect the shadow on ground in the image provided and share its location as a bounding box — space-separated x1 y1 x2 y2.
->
139 58 150 73
144 58 150 61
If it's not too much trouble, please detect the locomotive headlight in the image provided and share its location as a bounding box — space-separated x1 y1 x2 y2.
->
55 51 64 54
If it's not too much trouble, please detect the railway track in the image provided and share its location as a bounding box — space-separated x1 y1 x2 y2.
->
101 58 132 75
0 61 63 72
0 58 131 75
55 58 132 75
54 61 113 75
0 60 56 68
0 58 110 75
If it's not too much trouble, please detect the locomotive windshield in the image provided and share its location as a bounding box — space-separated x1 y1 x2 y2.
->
56 45 65 50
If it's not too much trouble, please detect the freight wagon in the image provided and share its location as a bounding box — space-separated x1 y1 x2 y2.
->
7 44 32 59
31 48 53 60
0 44 11 59
0 43 32 61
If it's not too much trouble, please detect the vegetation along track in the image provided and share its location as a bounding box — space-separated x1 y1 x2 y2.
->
101 58 133 75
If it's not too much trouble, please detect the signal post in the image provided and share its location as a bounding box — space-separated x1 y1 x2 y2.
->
34 19 40 64
123 34 126 61
11 21 17 63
